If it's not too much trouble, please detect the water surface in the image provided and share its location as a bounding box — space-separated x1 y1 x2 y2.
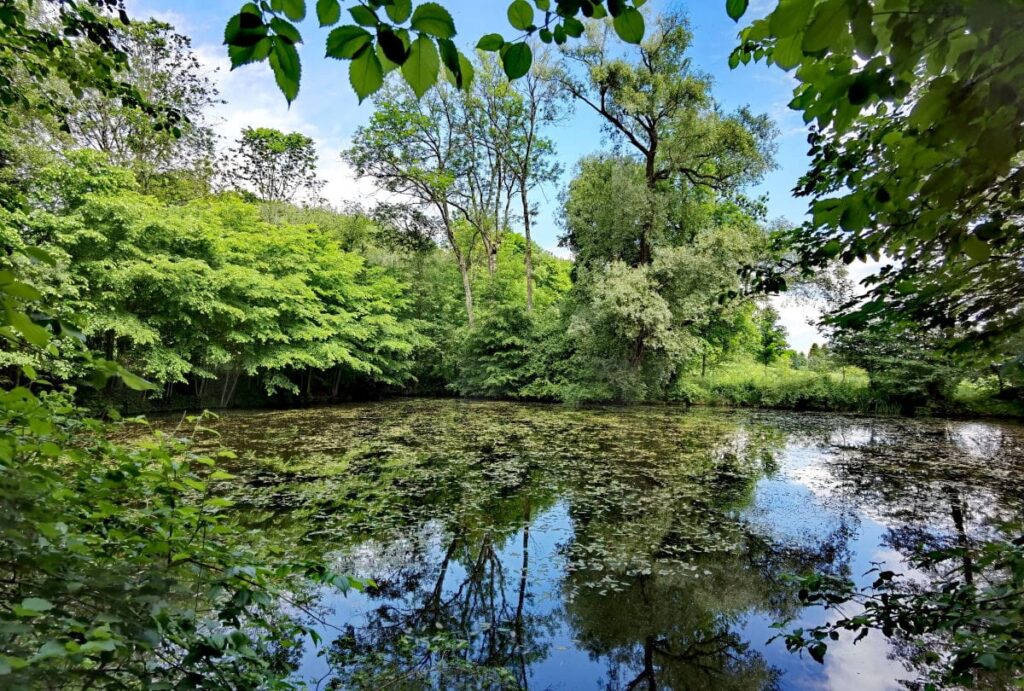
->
183 400 1024 690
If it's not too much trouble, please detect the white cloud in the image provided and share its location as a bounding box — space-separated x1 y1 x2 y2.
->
188 45 381 208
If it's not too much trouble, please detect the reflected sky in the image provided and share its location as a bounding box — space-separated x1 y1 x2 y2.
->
172 401 1024 690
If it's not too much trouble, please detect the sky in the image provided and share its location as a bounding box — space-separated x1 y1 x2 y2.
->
126 0 835 351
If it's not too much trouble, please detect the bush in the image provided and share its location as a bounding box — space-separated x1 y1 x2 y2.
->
672 361 877 412
0 388 357 687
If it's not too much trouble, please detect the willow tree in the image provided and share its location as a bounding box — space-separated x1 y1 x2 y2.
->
555 12 777 400
554 11 776 265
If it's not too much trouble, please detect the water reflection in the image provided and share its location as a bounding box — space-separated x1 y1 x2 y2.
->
181 401 1024 689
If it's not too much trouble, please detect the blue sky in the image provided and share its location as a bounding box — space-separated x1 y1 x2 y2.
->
126 0 829 350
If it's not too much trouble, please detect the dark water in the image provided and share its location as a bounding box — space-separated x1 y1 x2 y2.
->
182 400 1024 690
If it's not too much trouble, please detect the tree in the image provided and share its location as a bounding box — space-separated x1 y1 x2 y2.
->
828 321 962 414
56 20 219 192
754 305 787 372
228 127 324 204
554 11 775 265
344 75 523 326
0 1 175 131
475 51 564 311
732 1 1024 348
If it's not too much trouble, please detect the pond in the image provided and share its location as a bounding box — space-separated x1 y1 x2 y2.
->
178 399 1024 690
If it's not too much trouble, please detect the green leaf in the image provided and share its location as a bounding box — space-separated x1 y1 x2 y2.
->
726 0 748 21
316 0 341 26
269 37 301 103
280 0 306 21
963 236 990 262
613 7 645 44
79 640 117 654
438 37 460 76
771 35 803 69
3 282 41 301
270 17 302 45
457 52 474 90
385 0 412 23
402 34 440 97
9 311 49 348
507 0 534 31
326 25 372 59
500 41 532 80
20 598 53 614
20 246 55 265
349 5 378 27
769 0 814 38
229 37 273 68
477 33 505 51
350 47 384 102
32 641 67 662
978 653 997 670
410 2 455 39
377 28 408 65
850 0 876 57
802 0 847 54
224 12 268 47
118 367 157 391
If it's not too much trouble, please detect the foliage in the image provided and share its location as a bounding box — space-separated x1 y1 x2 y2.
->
754 305 788 369
7 151 423 405
0 1 181 135
345 62 561 328
556 11 776 265
49 19 220 192
775 533 1024 689
0 392 363 687
829 320 964 414
560 152 773 401
673 359 874 412
224 0 650 103
733 1 1024 350
227 127 324 204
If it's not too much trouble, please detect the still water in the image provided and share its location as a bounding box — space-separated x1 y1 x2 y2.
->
185 399 1024 690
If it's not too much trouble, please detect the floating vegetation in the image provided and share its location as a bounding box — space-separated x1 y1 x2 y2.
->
142 400 1024 689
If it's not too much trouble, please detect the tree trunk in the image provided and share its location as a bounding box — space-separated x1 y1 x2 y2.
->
521 180 534 312
459 259 475 328
332 366 343 400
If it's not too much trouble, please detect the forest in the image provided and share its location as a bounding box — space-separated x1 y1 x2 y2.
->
0 0 1022 689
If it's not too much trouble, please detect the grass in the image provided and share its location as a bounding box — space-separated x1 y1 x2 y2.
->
953 377 1024 418
672 360 891 413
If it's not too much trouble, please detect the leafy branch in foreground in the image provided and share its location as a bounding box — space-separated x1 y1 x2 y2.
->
773 533 1024 689
224 0 649 103
730 0 1024 349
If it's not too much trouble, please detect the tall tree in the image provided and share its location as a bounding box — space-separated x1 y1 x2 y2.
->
754 305 788 372
57 20 219 192
345 78 521 326
475 51 564 311
555 12 776 265
228 127 324 204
